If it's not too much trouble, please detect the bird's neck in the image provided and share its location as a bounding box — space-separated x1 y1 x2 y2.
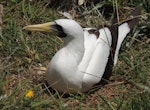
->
63 36 84 64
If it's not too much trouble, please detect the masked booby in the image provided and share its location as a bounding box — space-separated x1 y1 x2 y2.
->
23 6 141 93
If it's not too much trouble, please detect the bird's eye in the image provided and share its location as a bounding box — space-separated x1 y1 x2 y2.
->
51 24 67 38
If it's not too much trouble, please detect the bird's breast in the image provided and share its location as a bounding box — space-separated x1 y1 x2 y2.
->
46 48 84 92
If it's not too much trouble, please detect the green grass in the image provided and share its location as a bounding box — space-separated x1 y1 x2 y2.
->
0 0 150 109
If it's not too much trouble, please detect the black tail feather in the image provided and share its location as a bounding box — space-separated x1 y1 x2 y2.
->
101 8 119 83
126 6 141 29
97 6 141 85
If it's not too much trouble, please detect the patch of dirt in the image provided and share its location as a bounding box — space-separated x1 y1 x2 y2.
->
86 77 130 106
1 67 132 109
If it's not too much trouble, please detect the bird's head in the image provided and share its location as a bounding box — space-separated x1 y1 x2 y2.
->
23 19 83 39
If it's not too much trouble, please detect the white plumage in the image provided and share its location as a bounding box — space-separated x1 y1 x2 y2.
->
23 6 140 93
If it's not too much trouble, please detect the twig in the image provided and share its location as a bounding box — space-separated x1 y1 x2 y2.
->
127 80 150 92
78 4 103 18
59 11 73 19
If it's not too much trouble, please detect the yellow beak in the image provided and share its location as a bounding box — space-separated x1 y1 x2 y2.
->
23 22 55 32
